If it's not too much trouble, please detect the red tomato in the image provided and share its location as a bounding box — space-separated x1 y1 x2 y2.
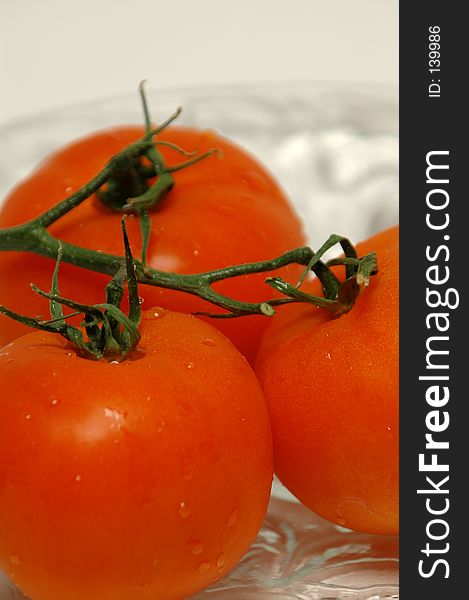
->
0 309 273 600
255 226 399 535
0 126 305 362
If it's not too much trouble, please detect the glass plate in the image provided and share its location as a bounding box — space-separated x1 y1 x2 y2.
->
0 82 399 600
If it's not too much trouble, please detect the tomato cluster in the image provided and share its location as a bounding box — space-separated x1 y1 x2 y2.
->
0 120 399 600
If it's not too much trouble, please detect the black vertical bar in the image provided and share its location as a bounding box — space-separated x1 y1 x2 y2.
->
400 3 466 598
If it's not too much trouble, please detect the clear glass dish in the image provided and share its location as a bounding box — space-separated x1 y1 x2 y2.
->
0 82 398 600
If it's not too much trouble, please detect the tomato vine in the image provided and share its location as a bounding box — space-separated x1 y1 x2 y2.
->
0 86 378 352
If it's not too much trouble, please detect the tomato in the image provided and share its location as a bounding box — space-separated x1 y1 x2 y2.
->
255 226 398 535
0 309 273 600
0 126 305 363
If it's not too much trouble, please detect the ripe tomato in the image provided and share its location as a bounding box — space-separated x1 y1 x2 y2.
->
0 309 273 600
255 226 398 535
0 126 305 362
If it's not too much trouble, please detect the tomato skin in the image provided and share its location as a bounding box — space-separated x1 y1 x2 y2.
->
255 226 398 535
0 310 273 600
0 126 305 362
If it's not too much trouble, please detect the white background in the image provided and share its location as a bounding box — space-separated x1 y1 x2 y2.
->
0 0 398 126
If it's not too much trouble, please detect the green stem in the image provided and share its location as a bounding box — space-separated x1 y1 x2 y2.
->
129 81 174 210
0 218 373 317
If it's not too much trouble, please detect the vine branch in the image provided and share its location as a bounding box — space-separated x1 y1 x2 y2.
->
0 99 377 322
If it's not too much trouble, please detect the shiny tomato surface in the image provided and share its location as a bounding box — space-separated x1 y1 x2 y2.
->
256 226 399 535
0 126 305 362
0 310 273 600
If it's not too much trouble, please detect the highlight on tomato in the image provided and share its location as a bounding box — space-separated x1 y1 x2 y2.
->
0 308 273 600
0 124 305 363
255 225 399 535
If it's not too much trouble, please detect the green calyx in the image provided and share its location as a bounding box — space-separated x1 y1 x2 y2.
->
96 82 219 215
0 221 141 360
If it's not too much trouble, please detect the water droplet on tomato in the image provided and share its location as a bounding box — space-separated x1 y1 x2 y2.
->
193 249 200 257
179 501 191 518
138 296 145 305
146 307 167 320
201 337 216 347
75 475 82 482
216 553 225 569
190 542 204 556
225 508 238 527
326 352 332 359
185 362 195 370
50 398 59 406
157 420 166 433
197 561 211 573
25 414 32 420
104 408 126 429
